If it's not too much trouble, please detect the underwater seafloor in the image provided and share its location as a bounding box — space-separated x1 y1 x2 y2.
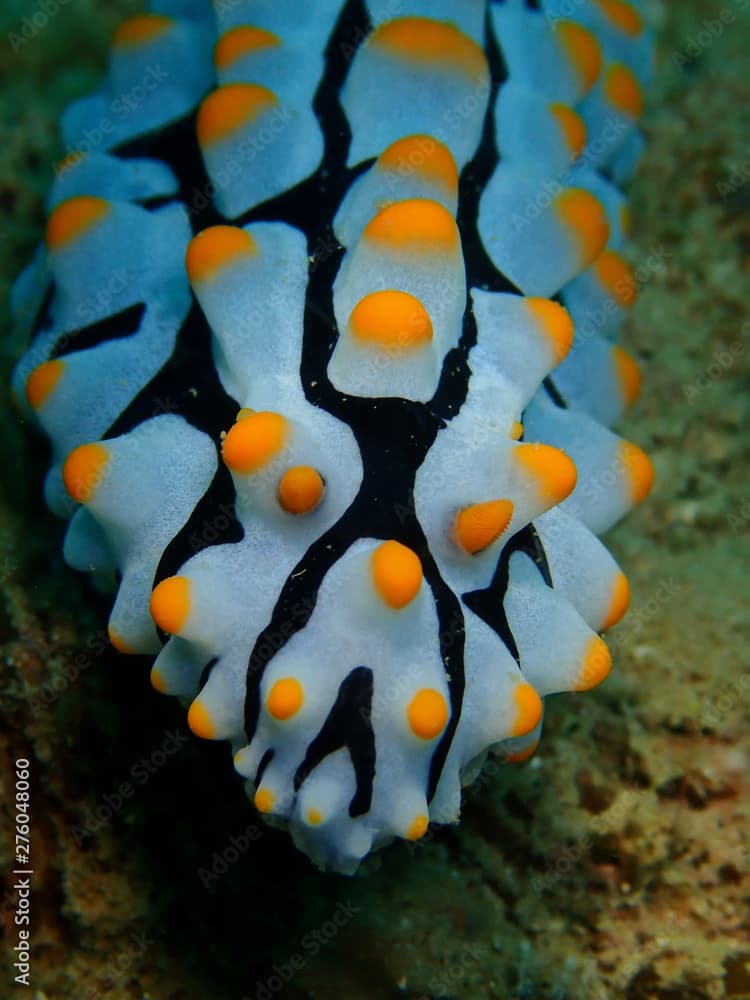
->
1 1 748 998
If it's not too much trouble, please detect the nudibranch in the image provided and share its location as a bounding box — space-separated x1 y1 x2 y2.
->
13 0 654 873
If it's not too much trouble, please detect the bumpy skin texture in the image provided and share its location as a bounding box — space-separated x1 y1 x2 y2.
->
13 0 654 873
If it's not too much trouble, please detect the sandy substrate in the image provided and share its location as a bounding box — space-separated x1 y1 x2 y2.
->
0 2 748 998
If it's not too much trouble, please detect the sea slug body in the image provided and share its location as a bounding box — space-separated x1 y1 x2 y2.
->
12 0 654 874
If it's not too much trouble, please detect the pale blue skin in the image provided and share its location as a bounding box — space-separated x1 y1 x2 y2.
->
12 0 652 873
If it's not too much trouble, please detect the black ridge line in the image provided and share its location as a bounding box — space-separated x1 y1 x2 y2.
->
242 473 465 807
107 98 247 592
255 748 274 788
441 7 558 662
102 297 244 592
198 656 219 694
48 0 557 806
463 522 553 666
544 292 570 409
50 302 145 359
426 2 521 799
155 464 242 586
233 0 468 810
543 374 569 408
113 110 223 234
103 298 239 442
489 0 542 7
138 194 179 211
293 666 375 819
428 0 517 425
30 281 55 339
109 0 550 801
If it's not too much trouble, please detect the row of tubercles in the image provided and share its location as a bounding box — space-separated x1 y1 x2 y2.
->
453 298 577 556
49 3 645 803
28 218 585 555
328 175 465 399
44 201 639 627
534 2 648 703
333 105 553 787
185 225 329 515
581 0 651 569
148 537 452 763
245 536 544 836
